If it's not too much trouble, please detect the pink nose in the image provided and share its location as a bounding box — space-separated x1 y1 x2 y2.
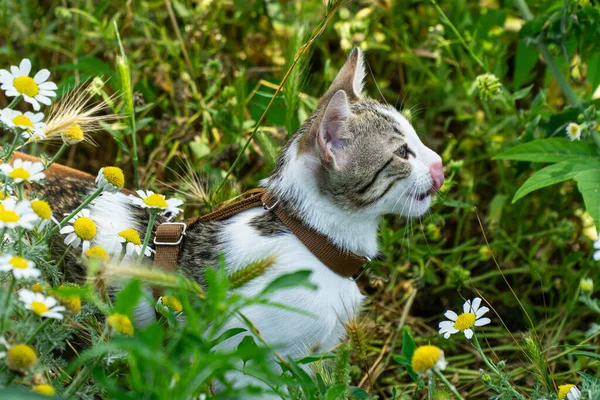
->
428 162 444 194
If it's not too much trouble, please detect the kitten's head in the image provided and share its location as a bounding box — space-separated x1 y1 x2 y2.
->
294 48 444 218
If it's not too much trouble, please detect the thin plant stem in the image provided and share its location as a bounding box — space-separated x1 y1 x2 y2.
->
213 1 343 196
472 334 499 375
435 370 466 400
25 317 51 344
44 143 69 169
427 374 435 400
3 132 21 162
513 0 580 106
64 327 108 396
7 96 21 109
429 0 485 70
46 187 103 239
0 275 16 332
137 210 157 264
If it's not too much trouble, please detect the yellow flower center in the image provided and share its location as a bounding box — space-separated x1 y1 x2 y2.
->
9 167 31 181
12 115 33 128
568 125 579 135
55 287 82 314
107 313 134 336
13 76 39 97
454 312 476 331
103 167 125 188
118 228 142 245
32 283 46 294
143 193 168 208
161 296 183 313
558 384 575 399
580 278 594 293
9 256 29 269
31 301 50 316
63 125 84 141
84 246 110 262
6 344 38 370
73 217 96 241
0 191 9 200
31 199 52 220
411 345 442 373
33 384 56 396
0 209 20 223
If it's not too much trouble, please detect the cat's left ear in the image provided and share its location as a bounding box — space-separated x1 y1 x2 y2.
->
317 89 351 168
324 47 366 100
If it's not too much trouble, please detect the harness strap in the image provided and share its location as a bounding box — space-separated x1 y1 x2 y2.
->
153 189 370 281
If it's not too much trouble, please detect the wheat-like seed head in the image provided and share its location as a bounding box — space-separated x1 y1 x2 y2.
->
31 80 119 146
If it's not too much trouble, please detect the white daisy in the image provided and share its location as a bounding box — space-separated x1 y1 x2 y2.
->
0 158 46 184
411 345 448 377
0 254 41 279
565 123 581 141
439 297 491 339
558 384 581 400
95 167 124 193
18 289 65 319
593 237 600 261
0 59 57 111
129 190 183 218
0 198 39 230
115 228 154 259
59 209 96 252
0 108 46 141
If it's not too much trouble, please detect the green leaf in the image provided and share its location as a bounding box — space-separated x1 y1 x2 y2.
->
572 351 600 363
513 160 600 203
494 138 599 163
574 170 600 231
113 279 143 316
348 386 371 400
323 384 347 400
513 41 538 89
208 327 247 349
398 329 419 383
512 84 533 100
261 270 317 296
237 335 259 365
578 371 600 386
587 52 600 89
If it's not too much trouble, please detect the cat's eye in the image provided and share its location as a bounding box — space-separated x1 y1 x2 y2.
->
394 145 409 159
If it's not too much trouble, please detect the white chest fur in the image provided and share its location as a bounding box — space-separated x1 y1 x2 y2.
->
219 207 365 357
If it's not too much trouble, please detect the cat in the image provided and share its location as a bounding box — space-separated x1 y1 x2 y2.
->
33 48 444 397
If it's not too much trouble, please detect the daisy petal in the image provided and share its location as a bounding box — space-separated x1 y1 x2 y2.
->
464 329 473 339
36 95 52 106
594 250 600 261
19 59 32 76
475 317 491 326
476 307 490 318
444 310 458 321
37 81 58 91
33 69 50 83
471 297 482 312
463 300 471 314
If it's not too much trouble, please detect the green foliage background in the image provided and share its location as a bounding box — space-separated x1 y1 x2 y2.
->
1 0 599 398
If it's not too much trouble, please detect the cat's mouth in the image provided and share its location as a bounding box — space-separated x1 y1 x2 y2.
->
412 192 430 202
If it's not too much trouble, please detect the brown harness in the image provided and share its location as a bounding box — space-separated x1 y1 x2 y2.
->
153 188 371 281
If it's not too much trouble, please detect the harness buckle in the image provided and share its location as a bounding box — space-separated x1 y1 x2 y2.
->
262 199 280 211
153 222 187 246
350 256 372 282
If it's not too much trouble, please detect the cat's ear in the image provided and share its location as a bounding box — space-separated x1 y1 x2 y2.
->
318 90 351 168
324 47 366 100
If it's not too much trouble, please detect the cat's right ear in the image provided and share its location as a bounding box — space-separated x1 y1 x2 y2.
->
317 90 351 169
323 47 366 101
